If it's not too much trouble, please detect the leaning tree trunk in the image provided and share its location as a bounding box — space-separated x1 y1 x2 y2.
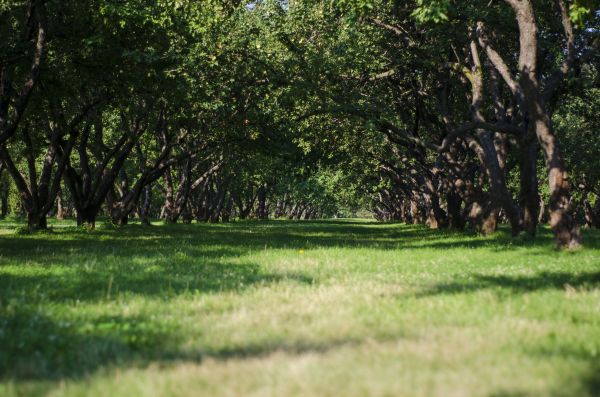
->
508 0 580 248
161 167 177 223
533 115 581 247
210 189 228 223
467 39 522 236
410 199 423 225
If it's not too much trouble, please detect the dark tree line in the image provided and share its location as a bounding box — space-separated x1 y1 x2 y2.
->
0 0 598 248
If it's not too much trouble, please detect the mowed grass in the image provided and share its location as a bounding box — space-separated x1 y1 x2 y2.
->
0 219 599 397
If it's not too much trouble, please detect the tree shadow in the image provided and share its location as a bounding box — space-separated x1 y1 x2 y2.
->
0 309 177 380
0 256 316 381
524 342 600 397
1 221 599 307
0 307 365 381
1 220 600 388
0 256 314 303
2 221 599 259
417 271 600 297
581 365 600 397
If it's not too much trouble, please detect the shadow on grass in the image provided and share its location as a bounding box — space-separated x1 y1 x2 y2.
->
417 271 600 297
0 258 315 380
1 219 600 386
581 365 600 397
0 309 177 380
3 220 598 261
0 264 314 304
0 307 362 381
524 343 600 397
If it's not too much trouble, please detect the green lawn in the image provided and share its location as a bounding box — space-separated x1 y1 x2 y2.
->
0 219 599 397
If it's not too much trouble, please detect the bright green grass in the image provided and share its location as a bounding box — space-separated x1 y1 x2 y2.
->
0 219 599 397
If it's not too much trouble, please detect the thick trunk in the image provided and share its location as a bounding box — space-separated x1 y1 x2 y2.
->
537 121 581 247
76 208 97 229
466 197 486 234
410 200 422 224
27 210 47 230
181 203 192 224
446 190 465 230
522 89 579 245
481 206 500 235
112 214 128 226
519 140 539 236
423 177 446 229
107 190 127 226
508 0 580 247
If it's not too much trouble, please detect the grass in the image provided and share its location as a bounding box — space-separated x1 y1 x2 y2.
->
0 218 599 397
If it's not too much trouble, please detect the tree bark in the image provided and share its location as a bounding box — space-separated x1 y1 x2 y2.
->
519 139 539 236
506 0 580 247
468 38 522 235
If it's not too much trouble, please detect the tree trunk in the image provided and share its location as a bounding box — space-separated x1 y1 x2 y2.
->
468 38 522 235
539 124 581 247
139 185 152 225
422 176 446 229
112 215 128 226
410 200 422 224
508 0 580 247
209 188 228 223
162 168 177 223
221 197 233 222
476 132 522 235
1 196 7 219
76 208 97 229
257 183 268 220
56 195 66 220
480 204 499 235
446 190 464 230
181 203 192 224
27 210 47 230
519 140 539 236
592 199 600 229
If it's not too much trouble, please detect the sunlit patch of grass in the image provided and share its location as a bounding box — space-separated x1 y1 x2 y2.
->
0 219 599 396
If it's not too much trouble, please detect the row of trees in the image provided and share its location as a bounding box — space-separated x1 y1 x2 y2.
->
0 0 598 247
277 0 599 247
0 0 355 229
